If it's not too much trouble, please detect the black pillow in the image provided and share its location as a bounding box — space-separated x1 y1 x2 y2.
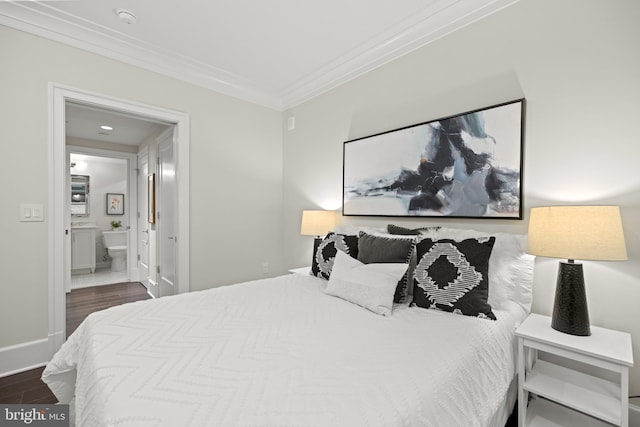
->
311 232 359 279
412 237 496 320
357 232 415 303
387 224 441 235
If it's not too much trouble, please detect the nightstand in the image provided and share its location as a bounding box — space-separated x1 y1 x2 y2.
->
516 313 633 427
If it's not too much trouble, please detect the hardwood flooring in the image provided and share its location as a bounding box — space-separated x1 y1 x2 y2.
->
0 282 150 404
0 366 56 404
66 281 151 338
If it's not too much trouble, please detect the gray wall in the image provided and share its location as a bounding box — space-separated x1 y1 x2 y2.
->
0 25 284 348
282 0 640 393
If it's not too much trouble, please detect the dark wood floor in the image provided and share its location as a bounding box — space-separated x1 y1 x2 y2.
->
0 282 150 404
66 281 151 338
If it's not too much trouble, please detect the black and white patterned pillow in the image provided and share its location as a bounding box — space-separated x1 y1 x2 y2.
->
412 237 496 320
311 232 359 279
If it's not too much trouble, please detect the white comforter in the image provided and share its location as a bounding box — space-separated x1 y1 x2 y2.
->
43 273 526 427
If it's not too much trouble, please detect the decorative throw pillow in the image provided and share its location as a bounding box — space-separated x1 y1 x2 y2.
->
387 224 441 235
431 227 532 311
412 237 496 320
357 232 415 303
311 232 359 279
325 250 408 316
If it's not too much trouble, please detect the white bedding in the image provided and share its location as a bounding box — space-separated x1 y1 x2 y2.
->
43 273 526 427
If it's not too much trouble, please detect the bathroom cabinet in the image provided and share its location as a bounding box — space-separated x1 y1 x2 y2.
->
71 227 96 273
71 174 90 216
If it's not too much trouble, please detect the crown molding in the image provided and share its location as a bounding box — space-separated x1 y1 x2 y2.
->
280 0 519 110
0 0 517 112
0 3 283 110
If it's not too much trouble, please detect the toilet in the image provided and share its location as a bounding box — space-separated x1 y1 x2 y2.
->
102 230 127 272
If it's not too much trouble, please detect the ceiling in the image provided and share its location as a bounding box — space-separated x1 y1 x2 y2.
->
0 0 518 111
66 102 169 146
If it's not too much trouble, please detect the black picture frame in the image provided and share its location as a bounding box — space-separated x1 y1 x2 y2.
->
106 193 125 215
342 99 525 219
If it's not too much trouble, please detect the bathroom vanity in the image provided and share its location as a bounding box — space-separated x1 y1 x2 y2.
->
71 225 96 274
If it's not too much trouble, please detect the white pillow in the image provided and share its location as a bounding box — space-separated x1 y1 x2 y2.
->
325 250 408 316
510 253 535 313
426 227 534 312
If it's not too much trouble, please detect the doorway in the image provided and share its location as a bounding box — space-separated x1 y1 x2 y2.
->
48 84 190 355
67 150 133 290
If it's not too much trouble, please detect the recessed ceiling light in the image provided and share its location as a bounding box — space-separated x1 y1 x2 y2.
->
114 8 137 25
100 125 113 131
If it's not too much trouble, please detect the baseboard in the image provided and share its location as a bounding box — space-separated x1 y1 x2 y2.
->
0 338 50 378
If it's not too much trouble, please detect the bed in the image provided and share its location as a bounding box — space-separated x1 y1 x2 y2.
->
43 226 534 427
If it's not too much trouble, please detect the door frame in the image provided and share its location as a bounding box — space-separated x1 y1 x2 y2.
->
67 145 139 284
48 83 190 356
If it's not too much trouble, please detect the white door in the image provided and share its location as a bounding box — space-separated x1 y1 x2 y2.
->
64 151 72 293
157 127 177 298
137 149 151 292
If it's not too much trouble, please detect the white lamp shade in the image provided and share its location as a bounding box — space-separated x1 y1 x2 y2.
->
528 206 627 261
300 210 337 237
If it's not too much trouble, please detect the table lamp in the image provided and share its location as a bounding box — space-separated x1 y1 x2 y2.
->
528 206 627 336
300 210 337 239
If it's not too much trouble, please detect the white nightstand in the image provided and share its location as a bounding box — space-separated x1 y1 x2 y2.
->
516 313 633 427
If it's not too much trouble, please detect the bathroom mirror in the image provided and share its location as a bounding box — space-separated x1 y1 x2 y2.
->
71 174 90 216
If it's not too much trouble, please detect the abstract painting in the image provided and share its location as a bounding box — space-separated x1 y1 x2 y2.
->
343 99 525 219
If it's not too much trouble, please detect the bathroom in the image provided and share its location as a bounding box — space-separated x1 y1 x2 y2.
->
70 153 129 288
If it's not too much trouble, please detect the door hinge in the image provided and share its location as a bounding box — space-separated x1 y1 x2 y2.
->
137 211 140 219
137 254 141 261
157 265 160 274
157 211 160 220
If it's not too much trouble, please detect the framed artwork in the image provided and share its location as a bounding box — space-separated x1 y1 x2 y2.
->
148 173 156 224
106 193 124 215
343 99 525 219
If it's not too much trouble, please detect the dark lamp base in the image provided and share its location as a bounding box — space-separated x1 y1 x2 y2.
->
551 261 591 336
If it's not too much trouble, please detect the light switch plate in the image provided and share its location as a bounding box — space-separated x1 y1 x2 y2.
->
20 204 44 222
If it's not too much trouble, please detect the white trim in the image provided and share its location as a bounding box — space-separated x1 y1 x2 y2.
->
1 0 518 111
280 0 519 109
0 339 50 378
0 3 280 110
49 83 190 359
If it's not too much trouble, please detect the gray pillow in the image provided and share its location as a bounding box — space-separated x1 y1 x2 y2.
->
357 232 415 303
